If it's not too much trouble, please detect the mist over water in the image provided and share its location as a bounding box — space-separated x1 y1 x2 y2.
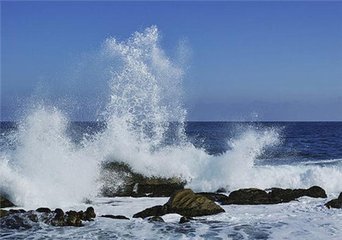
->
1 26 342 208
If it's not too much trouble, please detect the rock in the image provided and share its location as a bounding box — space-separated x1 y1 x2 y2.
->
65 210 83 227
147 216 164 222
179 216 193 224
133 205 168 219
83 207 96 221
0 195 15 208
325 192 342 209
101 161 185 197
36 207 51 213
305 186 327 198
101 215 129 220
223 188 270 205
220 186 328 205
0 209 9 218
166 189 225 217
50 208 65 226
198 192 229 204
9 209 26 214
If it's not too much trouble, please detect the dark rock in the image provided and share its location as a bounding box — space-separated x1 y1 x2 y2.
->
325 192 342 209
148 216 164 222
51 208 65 226
305 186 327 198
221 186 328 205
84 207 96 220
179 216 193 224
36 207 51 213
166 189 225 217
133 205 168 219
0 195 15 208
101 215 129 220
223 188 270 205
65 210 83 227
9 209 26 214
0 209 9 218
101 161 185 197
197 192 229 204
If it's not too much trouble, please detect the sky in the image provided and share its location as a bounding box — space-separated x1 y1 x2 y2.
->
1 1 342 121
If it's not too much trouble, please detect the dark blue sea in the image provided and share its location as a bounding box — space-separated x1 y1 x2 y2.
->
2 121 342 165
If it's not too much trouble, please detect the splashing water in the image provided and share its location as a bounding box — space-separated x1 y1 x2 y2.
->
1 26 341 208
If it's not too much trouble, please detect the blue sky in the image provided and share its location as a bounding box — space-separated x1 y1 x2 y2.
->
1 1 342 121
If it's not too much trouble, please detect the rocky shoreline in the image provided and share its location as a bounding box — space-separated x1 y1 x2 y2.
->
1 183 341 230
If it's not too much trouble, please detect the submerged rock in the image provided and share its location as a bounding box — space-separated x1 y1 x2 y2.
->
0 195 15 208
101 161 185 197
101 215 129 220
325 192 342 209
147 216 165 222
179 216 193 224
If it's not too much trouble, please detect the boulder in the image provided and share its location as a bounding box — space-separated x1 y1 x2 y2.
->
133 205 168 219
0 195 15 208
220 186 327 205
36 207 51 213
325 192 342 209
166 189 225 217
222 188 270 205
65 210 83 227
0 209 9 218
101 215 129 220
101 161 185 197
50 208 64 226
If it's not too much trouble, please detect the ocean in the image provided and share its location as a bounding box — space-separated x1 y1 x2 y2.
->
1 26 341 239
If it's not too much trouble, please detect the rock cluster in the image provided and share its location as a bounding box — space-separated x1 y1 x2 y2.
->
133 189 224 219
0 207 96 229
325 192 342 209
200 186 327 205
101 161 185 197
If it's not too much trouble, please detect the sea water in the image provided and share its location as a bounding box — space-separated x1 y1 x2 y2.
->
1 26 342 239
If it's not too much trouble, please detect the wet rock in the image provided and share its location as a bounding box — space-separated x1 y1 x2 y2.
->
0 195 15 208
101 161 185 197
0 209 9 218
148 216 164 222
65 210 83 227
220 186 327 205
84 207 96 220
9 209 26 214
179 216 193 224
133 205 168 219
223 188 270 205
305 186 327 198
36 207 51 213
198 192 229 203
101 214 129 220
50 208 65 226
166 189 225 217
325 192 342 209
